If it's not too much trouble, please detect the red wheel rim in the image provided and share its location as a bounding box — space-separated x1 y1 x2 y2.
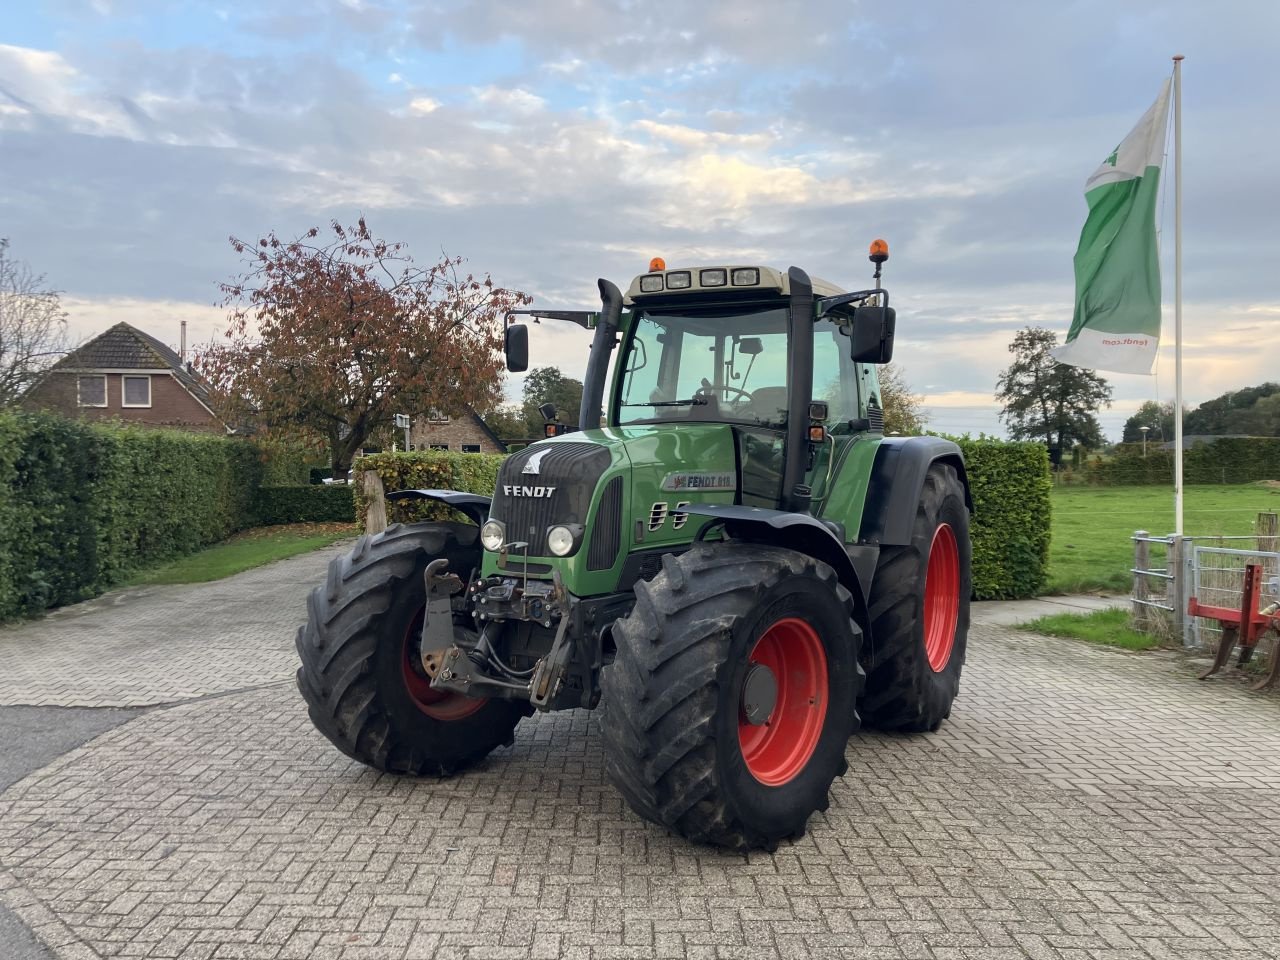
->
923 523 960 672
401 608 487 721
737 617 829 787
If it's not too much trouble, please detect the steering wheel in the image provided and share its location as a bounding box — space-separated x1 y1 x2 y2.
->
696 378 753 404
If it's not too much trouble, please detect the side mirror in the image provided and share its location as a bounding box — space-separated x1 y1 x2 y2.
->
538 402 557 422
505 323 529 372
850 306 895 364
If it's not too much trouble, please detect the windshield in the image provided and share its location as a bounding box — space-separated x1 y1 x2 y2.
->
616 307 792 427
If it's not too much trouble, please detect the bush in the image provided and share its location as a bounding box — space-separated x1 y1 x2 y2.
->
951 437 1053 600
255 485 356 525
0 412 300 621
353 450 505 528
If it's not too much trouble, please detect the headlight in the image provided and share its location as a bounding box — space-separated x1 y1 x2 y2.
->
480 519 505 552
547 525 576 557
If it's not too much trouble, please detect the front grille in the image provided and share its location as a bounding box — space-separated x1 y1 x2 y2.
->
587 476 623 570
490 442 610 556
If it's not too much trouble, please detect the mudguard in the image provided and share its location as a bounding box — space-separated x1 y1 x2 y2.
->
385 489 491 526
682 503 872 624
859 437 972 547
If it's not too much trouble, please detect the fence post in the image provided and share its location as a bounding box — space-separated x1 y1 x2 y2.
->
1167 535 1184 645
362 470 388 534
1133 530 1149 630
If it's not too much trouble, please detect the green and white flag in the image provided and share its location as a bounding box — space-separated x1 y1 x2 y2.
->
1053 79 1171 374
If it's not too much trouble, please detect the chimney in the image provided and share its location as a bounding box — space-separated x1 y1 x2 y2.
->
180 320 187 362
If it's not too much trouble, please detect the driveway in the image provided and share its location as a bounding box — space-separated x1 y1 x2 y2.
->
1 543 1278 960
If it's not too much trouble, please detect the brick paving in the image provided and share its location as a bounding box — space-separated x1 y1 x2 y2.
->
1 545 1279 958
0 544 350 707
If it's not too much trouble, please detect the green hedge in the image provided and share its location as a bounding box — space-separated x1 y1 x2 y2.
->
353 450 506 528
951 438 1053 600
0 412 309 621
1064 437 1280 486
255 485 356 525
354 442 1050 600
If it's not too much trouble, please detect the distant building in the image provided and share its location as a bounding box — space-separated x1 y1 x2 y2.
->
410 407 506 453
21 322 229 433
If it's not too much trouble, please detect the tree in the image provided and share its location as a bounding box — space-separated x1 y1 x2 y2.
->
1121 400 1177 443
480 404 529 442
521 367 584 433
1184 382 1280 436
0 239 68 406
995 326 1112 455
878 362 927 435
198 219 530 477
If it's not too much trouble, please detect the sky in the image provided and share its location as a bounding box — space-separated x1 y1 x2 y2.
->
2 0 1278 439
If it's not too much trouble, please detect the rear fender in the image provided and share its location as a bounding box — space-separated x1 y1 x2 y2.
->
385 489 491 526
683 504 871 633
858 437 972 547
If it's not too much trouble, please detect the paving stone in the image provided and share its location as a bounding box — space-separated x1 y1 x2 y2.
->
2 541 1279 958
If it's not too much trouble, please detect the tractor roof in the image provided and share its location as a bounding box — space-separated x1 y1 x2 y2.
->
623 265 846 305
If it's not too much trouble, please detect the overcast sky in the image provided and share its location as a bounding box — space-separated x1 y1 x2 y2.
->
2 1 1277 438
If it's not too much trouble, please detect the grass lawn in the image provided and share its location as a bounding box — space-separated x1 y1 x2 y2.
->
1023 607 1160 651
126 522 357 586
1047 483 1280 594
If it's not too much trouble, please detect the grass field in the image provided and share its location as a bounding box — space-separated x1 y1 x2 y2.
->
126 523 356 586
1047 483 1280 594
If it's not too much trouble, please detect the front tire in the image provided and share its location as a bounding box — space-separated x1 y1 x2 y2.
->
599 543 863 851
861 463 972 732
296 522 525 776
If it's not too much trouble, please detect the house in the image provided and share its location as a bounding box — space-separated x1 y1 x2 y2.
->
21 322 229 433
410 407 506 453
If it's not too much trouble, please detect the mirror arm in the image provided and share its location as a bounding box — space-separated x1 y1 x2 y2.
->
507 309 598 330
815 288 890 318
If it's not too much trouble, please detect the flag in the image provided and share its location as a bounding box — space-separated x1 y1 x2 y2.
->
1053 79 1171 374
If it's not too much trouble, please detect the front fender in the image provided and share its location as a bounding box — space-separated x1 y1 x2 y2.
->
682 503 872 628
858 437 971 547
385 489 491 526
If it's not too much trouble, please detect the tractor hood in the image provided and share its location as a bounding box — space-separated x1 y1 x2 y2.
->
483 423 744 593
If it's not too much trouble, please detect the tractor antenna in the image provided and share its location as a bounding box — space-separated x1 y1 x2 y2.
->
869 239 889 291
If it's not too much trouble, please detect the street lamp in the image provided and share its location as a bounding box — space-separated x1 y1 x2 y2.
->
1139 425 1150 458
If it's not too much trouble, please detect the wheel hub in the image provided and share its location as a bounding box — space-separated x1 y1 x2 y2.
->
740 662 777 725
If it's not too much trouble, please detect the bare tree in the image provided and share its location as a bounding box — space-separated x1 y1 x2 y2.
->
0 240 69 406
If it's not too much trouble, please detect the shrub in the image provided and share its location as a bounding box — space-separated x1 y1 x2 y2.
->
0 412 301 621
352 450 505 528
255 485 356 525
950 437 1053 600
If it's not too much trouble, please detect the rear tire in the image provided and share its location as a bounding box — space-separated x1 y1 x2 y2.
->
296 522 525 776
861 463 971 732
599 543 863 851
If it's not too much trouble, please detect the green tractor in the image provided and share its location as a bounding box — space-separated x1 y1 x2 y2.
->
296 242 973 851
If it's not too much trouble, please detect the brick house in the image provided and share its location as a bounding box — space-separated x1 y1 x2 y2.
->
21 322 229 433
409 407 506 453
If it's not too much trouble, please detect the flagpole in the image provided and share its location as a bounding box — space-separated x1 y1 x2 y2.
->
1173 54 1184 536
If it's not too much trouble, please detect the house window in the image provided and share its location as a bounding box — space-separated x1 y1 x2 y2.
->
77 375 107 407
427 410 450 423
429 443 449 451
461 444 481 453
122 375 152 407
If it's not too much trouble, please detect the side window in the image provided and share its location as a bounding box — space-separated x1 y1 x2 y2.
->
814 326 858 430
620 316 662 404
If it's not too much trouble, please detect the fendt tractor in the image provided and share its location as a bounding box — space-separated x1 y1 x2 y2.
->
296 242 973 851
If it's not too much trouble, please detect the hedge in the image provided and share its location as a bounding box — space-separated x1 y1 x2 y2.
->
1065 437 1280 486
950 438 1053 600
354 441 1051 600
255 485 356 525
353 450 506 528
0 412 311 621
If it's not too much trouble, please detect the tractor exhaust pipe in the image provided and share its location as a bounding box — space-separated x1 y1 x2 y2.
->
579 279 622 431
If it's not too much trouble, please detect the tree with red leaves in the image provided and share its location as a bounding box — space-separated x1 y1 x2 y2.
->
199 219 530 477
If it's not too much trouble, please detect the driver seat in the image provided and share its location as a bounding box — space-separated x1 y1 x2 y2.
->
746 387 788 424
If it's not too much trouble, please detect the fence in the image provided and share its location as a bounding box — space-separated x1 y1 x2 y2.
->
1132 512 1280 651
